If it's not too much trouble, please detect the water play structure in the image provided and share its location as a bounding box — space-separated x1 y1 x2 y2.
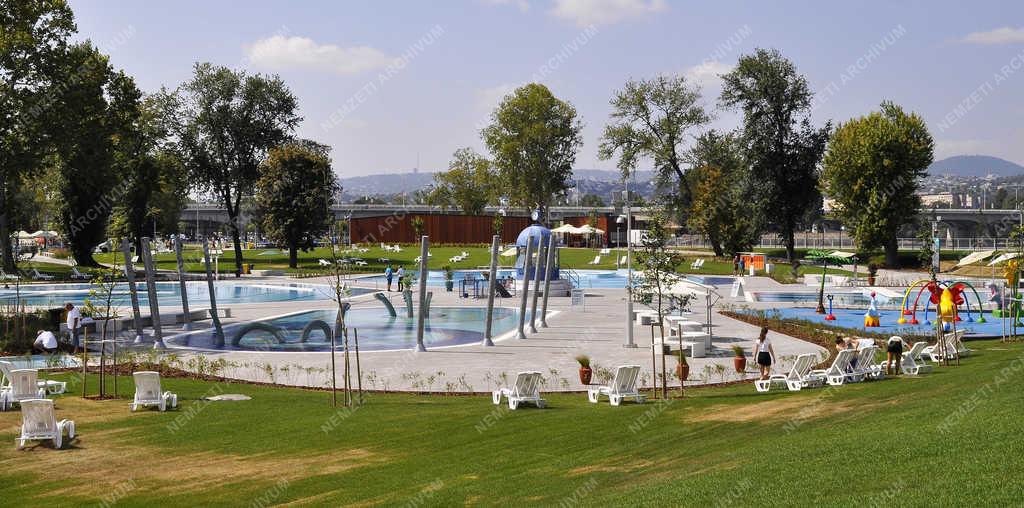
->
864 292 881 327
896 280 987 328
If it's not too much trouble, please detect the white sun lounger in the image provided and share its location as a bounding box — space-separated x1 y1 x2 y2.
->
70 266 91 280
587 255 602 265
0 361 64 399
131 371 178 412
0 269 18 280
809 349 856 386
1 369 48 411
853 345 884 381
492 371 546 410
619 256 627 266
599 248 611 255
588 365 646 406
318 259 333 267
755 353 825 392
923 329 965 362
17 399 75 449
901 341 934 376
30 268 54 281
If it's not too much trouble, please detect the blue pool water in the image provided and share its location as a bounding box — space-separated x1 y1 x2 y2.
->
0 281 355 308
167 306 527 352
356 269 730 290
748 307 1007 337
750 291 883 306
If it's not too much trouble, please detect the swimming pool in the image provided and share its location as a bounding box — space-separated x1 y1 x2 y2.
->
166 306 528 352
355 269 731 290
743 307 1007 337
0 281 358 308
749 291 884 307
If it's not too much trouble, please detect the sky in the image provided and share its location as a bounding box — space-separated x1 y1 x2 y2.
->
69 0 1024 177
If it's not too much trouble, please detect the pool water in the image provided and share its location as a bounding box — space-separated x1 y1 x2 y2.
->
167 306 528 352
0 355 80 370
750 291 883 306
0 281 354 308
356 269 731 290
746 307 1007 337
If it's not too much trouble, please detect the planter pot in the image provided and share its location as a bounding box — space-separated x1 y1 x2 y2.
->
867 276 876 286
676 362 690 381
734 356 747 374
445 281 454 292
578 367 592 385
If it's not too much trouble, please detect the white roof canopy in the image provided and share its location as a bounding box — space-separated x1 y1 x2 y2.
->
956 250 997 267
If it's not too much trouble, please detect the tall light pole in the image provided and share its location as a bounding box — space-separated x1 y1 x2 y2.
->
624 189 636 348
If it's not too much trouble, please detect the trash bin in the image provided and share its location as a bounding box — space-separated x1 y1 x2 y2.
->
47 307 64 329
243 263 254 274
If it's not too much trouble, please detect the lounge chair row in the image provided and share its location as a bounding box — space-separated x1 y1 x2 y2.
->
449 251 470 263
755 337 936 393
493 365 646 410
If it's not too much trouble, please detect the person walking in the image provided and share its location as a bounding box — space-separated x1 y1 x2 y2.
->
755 327 775 381
65 302 81 354
385 264 394 291
396 266 405 291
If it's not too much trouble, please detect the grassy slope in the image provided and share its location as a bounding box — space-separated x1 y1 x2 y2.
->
2 340 1023 506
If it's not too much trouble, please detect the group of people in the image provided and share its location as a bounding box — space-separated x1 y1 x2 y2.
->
31 302 82 355
753 327 911 380
384 265 405 291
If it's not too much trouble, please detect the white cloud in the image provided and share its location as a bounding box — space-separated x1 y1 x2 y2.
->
962 27 1024 45
550 0 666 27
683 61 732 88
245 35 397 74
481 0 530 12
476 83 518 110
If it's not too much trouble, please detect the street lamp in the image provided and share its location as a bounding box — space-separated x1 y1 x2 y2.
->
623 190 636 348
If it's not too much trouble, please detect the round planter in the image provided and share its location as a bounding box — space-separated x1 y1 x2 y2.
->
578 367 592 385
676 362 690 381
445 281 454 292
733 356 747 374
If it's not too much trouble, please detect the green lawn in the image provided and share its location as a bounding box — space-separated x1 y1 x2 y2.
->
2 340 1022 506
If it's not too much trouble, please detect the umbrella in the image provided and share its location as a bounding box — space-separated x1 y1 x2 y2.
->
551 224 580 234
988 252 1022 266
955 250 997 267
31 230 58 239
14 230 33 239
576 224 605 235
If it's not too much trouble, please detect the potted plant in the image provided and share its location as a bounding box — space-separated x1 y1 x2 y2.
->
732 345 746 374
867 263 879 286
443 265 454 292
576 355 592 385
676 354 689 383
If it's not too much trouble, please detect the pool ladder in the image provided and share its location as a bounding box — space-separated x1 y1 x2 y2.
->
562 268 583 289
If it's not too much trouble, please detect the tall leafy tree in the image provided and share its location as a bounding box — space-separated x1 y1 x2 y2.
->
175 63 301 275
599 75 710 217
687 131 761 256
0 0 75 270
821 102 934 266
255 141 336 268
49 43 120 265
482 83 582 223
720 48 830 262
427 147 495 215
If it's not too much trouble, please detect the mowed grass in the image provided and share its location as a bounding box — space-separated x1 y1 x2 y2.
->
1 341 1023 506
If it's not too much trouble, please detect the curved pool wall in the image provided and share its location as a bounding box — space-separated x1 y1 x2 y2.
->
167 306 528 352
0 281 357 308
355 269 732 290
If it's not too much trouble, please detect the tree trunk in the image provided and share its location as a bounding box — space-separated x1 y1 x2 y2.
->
71 242 98 267
707 230 724 257
0 208 13 272
288 245 298 269
784 226 796 263
224 195 244 278
885 235 899 268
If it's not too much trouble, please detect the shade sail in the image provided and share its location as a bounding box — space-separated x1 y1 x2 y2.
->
955 250 997 267
988 252 1021 266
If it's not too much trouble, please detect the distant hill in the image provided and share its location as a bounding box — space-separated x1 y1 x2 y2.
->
927 155 1024 177
339 168 654 198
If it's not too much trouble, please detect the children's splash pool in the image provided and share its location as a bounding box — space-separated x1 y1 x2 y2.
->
746 307 1008 338
167 306 528 352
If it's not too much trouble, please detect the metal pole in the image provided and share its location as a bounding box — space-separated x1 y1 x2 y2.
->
483 235 499 346
516 237 534 340
540 234 556 328
529 240 543 333
121 239 144 344
140 238 165 349
415 236 429 352
202 239 225 347
625 206 636 348
175 236 192 331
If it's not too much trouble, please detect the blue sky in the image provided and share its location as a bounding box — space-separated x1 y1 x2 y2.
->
70 0 1024 176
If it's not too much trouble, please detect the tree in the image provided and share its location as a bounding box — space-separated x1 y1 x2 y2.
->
687 131 761 256
428 147 495 215
821 102 934 266
175 63 301 276
49 43 121 265
411 216 425 239
0 0 76 270
599 75 710 218
720 48 830 262
579 193 606 207
482 83 582 223
255 141 336 268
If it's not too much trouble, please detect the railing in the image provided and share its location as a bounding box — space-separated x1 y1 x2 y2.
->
562 268 582 289
668 234 1023 252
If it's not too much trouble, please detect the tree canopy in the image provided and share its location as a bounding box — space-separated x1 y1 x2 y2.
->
687 130 761 256
175 63 301 275
427 147 495 215
821 101 934 265
255 140 336 268
720 48 830 262
482 83 582 222
599 74 710 217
